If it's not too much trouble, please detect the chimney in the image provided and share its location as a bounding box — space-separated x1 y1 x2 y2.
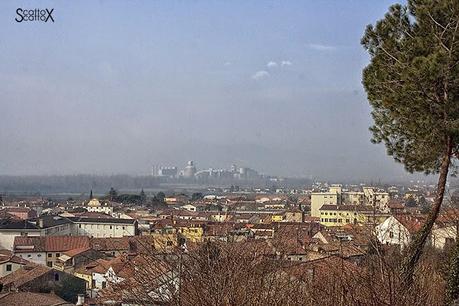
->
76 294 85 306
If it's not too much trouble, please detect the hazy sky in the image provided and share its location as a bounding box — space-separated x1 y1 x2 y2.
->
0 0 423 181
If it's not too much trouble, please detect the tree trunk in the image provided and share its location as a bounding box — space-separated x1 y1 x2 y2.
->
400 137 453 289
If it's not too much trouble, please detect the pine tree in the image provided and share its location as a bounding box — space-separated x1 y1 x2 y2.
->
89 189 93 199
362 0 459 288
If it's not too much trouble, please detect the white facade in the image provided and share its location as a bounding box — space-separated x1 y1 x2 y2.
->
181 204 197 212
431 225 457 249
14 250 46 266
0 261 25 278
72 220 136 238
375 216 411 247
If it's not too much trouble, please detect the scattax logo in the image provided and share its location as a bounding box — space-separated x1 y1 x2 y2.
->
15 8 54 23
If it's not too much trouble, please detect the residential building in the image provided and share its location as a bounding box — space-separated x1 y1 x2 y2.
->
68 217 137 238
13 236 91 267
311 192 339 218
0 291 73 306
375 215 423 247
0 207 37 220
0 216 72 250
311 186 390 218
0 250 29 277
0 264 85 295
318 205 373 227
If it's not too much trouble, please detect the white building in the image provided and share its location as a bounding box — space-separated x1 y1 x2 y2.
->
375 215 420 247
0 250 29 277
431 225 457 249
0 216 72 250
12 236 90 267
181 204 197 212
68 217 137 238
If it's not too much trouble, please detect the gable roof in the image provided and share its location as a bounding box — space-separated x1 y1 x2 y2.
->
13 236 90 253
393 215 425 234
90 237 131 252
0 249 30 265
0 264 50 288
0 291 72 306
66 216 136 224
0 220 40 230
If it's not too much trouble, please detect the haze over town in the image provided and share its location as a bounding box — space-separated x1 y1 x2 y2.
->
0 0 422 182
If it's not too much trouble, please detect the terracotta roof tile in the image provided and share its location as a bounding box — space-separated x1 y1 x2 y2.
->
0 264 49 288
0 292 71 306
13 236 90 253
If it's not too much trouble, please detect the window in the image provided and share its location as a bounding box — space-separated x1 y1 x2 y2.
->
54 273 59 281
6 264 12 272
37 254 41 257
48 253 52 258
166 241 173 246
47 261 52 267
102 281 107 289
389 231 394 238
27 254 31 258
110 225 112 229
79 224 82 228
56 253 60 257
91 280 96 288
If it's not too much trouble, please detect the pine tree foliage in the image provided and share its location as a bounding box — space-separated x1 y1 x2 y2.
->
362 0 459 288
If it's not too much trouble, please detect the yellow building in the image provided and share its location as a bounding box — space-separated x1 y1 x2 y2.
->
176 223 204 243
149 232 178 250
74 269 93 289
311 192 339 218
271 214 285 222
319 205 373 227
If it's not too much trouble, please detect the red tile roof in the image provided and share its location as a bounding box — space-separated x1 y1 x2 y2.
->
394 215 425 234
13 236 90 253
0 292 71 306
0 264 49 288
